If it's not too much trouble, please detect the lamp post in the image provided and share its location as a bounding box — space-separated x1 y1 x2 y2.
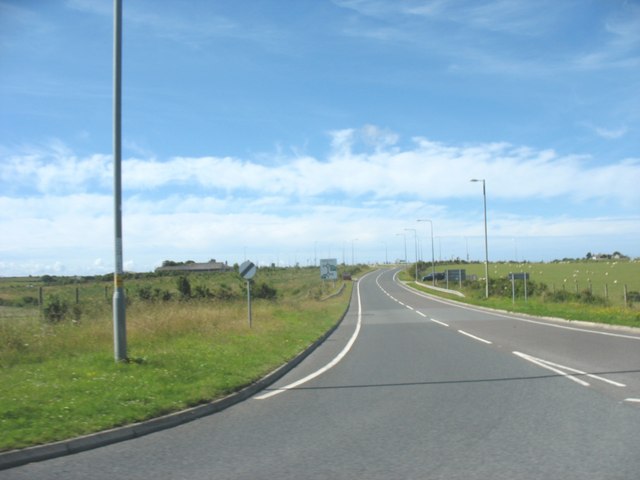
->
112 0 127 362
470 178 489 298
351 238 358 266
404 228 418 282
396 233 407 264
418 219 436 286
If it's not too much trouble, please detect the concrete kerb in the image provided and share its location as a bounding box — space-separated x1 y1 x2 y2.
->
414 280 465 297
0 285 355 471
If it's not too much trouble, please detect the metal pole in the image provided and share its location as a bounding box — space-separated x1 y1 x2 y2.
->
113 0 127 362
482 180 489 298
418 219 436 286
405 228 418 282
247 280 252 328
471 179 490 298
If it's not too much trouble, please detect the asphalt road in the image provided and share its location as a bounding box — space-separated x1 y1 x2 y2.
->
5 269 640 479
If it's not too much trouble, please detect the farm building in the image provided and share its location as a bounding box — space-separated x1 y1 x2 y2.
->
155 260 232 273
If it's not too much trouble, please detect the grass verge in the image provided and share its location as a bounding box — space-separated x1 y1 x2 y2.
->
1 270 355 451
407 281 640 328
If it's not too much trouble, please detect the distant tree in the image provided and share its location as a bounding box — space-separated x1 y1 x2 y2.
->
586 252 593 260
176 276 192 299
43 295 69 323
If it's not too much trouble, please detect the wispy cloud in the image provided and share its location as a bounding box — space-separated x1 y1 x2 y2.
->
65 0 279 49
3 129 639 207
593 125 629 140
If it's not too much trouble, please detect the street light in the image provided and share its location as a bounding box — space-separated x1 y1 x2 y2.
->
112 0 127 362
470 178 489 298
351 238 358 265
404 228 418 282
417 219 436 286
396 233 407 264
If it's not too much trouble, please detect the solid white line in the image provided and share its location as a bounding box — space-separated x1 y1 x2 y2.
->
533 357 627 387
458 329 492 344
513 351 590 387
255 275 365 400
430 318 449 327
513 351 626 387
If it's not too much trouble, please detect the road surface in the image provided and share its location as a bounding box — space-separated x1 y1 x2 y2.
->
5 268 640 479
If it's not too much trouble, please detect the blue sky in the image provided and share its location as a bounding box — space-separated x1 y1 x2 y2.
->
1 0 639 275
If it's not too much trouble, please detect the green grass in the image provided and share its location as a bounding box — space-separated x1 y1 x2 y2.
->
432 259 640 307
402 259 640 328
0 266 361 451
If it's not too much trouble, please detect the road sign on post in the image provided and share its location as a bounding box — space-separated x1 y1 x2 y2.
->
240 261 257 328
320 258 338 281
240 260 257 280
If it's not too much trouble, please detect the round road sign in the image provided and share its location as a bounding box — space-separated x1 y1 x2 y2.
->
239 260 257 280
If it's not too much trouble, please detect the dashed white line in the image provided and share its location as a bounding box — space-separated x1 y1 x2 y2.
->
430 318 449 327
417 311 427 318
624 398 640 403
458 330 492 344
406 305 414 311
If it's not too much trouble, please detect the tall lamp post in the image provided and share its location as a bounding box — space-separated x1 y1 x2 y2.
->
351 238 358 266
417 219 436 286
470 179 489 298
396 233 407 264
112 0 127 362
404 228 418 282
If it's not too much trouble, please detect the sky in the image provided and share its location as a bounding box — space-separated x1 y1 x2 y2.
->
1 0 639 276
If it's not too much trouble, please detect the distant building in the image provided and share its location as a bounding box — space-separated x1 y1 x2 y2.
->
155 260 232 273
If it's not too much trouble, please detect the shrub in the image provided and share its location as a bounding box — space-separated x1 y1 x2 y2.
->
193 285 213 299
254 282 277 300
43 295 69 323
176 276 192 299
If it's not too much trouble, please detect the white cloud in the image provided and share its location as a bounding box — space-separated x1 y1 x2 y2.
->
2 127 640 274
594 126 628 140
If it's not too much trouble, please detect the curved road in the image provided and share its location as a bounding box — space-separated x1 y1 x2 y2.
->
5 269 640 479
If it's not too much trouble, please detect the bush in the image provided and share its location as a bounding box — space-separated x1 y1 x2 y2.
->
176 276 192 299
254 282 277 300
43 295 69 323
214 283 237 301
193 285 213 299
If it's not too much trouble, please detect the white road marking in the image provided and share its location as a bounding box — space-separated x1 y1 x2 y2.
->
529 356 626 387
392 271 640 341
513 351 590 387
430 318 449 327
255 274 365 400
624 398 640 403
406 305 414 311
417 311 427 318
513 351 626 387
458 330 492 344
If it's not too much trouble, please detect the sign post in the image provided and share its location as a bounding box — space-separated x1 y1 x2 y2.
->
240 260 257 328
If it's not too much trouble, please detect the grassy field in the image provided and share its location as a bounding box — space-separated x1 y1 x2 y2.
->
417 259 640 307
403 259 640 328
0 266 359 451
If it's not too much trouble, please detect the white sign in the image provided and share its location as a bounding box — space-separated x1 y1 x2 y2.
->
239 260 257 280
320 258 338 280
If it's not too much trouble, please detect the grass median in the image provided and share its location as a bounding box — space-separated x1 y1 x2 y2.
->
0 267 357 451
